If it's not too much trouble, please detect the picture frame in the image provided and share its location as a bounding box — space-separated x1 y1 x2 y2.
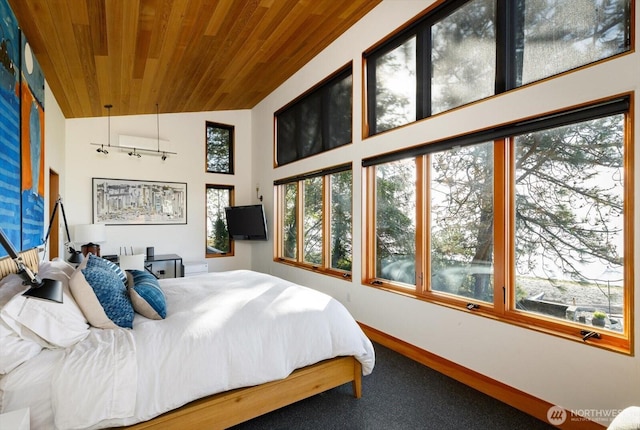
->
93 178 187 225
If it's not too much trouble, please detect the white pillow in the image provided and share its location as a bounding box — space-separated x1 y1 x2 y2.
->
0 275 43 374
38 258 76 279
0 273 28 308
0 269 90 348
0 318 42 374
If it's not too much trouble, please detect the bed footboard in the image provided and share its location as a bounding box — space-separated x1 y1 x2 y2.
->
122 356 362 430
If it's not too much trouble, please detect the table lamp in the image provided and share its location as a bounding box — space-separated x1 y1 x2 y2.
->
0 227 63 303
74 224 107 257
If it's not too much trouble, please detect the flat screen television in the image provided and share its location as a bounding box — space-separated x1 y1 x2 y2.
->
224 204 268 241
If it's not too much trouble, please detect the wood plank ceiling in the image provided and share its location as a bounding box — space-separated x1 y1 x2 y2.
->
8 0 382 118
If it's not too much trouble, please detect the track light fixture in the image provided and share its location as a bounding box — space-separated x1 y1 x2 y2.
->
128 149 142 158
90 103 176 161
96 144 108 154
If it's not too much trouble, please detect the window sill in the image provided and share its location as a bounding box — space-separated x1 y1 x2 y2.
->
363 279 631 355
275 258 352 281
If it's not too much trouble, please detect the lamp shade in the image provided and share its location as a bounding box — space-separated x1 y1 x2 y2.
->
74 224 107 245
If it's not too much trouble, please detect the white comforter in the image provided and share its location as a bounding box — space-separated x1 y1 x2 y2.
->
51 270 375 429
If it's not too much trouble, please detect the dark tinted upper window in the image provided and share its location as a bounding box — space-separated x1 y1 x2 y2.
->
276 66 352 166
365 0 631 135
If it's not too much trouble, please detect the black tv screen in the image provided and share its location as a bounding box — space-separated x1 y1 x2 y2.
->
224 204 268 241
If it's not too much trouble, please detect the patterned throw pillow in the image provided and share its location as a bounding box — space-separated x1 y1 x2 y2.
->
127 270 166 320
81 266 134 328
69 269 118 329
85 254 127 285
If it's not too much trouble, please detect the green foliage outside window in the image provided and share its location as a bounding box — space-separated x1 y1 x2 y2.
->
206 185 232 255
206 122 233 174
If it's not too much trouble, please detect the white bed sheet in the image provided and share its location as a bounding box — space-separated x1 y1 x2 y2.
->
3 270 375 429
0 348 63 430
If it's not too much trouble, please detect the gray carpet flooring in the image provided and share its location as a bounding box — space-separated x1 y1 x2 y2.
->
230 342 556 430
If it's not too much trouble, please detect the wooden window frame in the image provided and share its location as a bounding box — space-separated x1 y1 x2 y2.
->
205 184 235 258
363 95 634 354
206 122 235 174
363 0 633 137
274 164 353 280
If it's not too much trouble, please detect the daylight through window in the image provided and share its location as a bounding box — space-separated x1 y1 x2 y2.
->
275 165 353 277
206 184 234 257
364 96 632 352
365 0 631 135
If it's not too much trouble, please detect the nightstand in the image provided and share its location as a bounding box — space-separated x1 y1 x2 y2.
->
0 408 30 430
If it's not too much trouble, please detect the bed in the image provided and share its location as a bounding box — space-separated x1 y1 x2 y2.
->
0 250 375 429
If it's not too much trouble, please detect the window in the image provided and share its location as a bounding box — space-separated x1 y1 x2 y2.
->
282 183 298 259
206 122 234 174
364 96 632 352
430 143 494 302
374 159 416 283
206 184 234 257
275 164 352 276
518 1 631 86
512 115 625 328
365 0 631 135
276 66 352 166
330 170 353 271
303 176 323 265
373 36 416 133
431 0 495 115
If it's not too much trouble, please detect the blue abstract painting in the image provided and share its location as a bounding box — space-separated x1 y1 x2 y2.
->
0 0 45 257
20 30 45 251
0 0 21 257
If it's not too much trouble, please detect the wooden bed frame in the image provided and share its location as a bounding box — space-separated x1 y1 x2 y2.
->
122 356 362 429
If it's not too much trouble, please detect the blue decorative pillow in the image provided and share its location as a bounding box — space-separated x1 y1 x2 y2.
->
81 266 134 328
85 254 127 286
127 270 166 320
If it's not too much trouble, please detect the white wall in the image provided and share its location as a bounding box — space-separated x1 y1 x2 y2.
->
63 109 255 272
43 83 67 258
251 0 640 424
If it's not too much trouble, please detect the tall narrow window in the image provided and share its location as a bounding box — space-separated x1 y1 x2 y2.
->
283 183 298 260
375 158 416 285
513 115 625 329
430 143 494 302
330 170 353 271
206 184 234 257
206 122 234 174
303 177 323 265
